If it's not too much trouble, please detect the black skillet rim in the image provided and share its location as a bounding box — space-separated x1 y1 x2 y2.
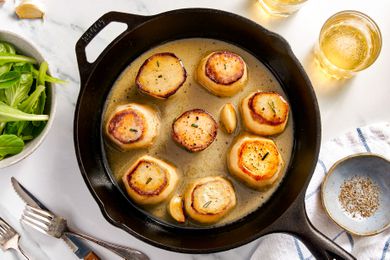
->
74 8 321 253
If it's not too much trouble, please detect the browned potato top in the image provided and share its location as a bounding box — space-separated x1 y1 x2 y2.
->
184 176 236 223
107 109 145 144
191 179 234 215
248 91 289 125
205 51 245 85
136 52 187 99
238 139 281 180
125 159 168 196
172 109 218 152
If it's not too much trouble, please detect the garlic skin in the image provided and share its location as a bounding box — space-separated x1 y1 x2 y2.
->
15 0 45 19
220 103 237 134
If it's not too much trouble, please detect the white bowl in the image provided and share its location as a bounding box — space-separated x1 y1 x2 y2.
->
0 30 56 168
321 153 390 236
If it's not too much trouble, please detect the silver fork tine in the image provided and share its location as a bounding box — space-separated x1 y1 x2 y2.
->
24 206 52 226
0 225 6 233
21 213 50 232
27 206 53 218
21 217 50 236
21 206 149 260
0 224 11 235
0 220 11 231
0 217 30 260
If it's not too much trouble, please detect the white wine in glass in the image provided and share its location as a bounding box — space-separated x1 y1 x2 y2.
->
257 0 307 17
315 11 382 79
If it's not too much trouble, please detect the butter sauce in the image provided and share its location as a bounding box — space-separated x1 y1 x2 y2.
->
103 38 294 227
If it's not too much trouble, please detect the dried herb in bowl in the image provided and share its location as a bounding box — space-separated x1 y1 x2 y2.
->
0 41 64 160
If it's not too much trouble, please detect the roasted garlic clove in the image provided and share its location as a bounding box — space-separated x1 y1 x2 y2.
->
168 195 185 223
15 0 45 19
220 103 237 134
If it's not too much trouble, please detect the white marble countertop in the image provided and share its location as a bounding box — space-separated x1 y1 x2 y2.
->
0 0 389 259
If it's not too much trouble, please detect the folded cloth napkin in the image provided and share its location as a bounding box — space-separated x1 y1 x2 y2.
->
251 122 390 260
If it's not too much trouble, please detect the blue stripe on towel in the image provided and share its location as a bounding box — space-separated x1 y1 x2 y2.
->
294 238 305 260
346 233 354 250
318 159 327 173
332 230 345 241
356 128 371 152
305 186 320 200
305 159 327 200
380 237 390 260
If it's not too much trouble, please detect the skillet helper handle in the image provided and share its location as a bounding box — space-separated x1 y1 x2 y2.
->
272 199 356 260
64 230 149 260
75 11 148 84
295 212 355 260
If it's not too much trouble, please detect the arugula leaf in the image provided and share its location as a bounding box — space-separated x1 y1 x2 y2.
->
0 71 21 89
0 54 37 65
0 44 8 54
32 88 46 127
0 42 16 54
32 68 66 84
19 84 45 113
0 42 16 77
0 41 63 159
0 122 5 135
0 63 12 77
4 121 20 135
0 101 48 122
0 134 24 159
4 73 33 107
37 61 48 85
0 71 20 83
4 121 35 140
29 62 49 127
13 63 33 73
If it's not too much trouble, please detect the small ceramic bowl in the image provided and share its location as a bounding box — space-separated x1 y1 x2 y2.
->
0 31 56 168
321 153 390 236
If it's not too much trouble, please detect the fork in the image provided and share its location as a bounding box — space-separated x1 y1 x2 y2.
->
0 217 30 260
21 205 149 260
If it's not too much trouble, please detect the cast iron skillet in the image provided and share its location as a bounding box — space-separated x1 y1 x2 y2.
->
74 9 355 259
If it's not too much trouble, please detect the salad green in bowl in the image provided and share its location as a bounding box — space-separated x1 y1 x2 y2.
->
0 31 63 168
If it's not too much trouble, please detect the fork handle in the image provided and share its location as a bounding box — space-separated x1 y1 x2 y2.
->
17 245 30 260
64 231 149 260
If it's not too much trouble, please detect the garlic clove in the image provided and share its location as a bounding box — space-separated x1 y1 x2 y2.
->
15 0 45 19
168 195 185 223
220 103 237 134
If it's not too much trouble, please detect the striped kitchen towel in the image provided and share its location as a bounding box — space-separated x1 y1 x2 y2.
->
251 122 390 260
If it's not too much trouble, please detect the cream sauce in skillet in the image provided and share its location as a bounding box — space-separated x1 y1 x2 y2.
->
103 38 294 227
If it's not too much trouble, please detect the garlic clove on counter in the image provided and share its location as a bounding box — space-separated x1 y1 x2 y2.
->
15 0 45 19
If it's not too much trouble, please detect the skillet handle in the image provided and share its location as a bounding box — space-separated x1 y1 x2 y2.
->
75 11 149 84
268 196 356 260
